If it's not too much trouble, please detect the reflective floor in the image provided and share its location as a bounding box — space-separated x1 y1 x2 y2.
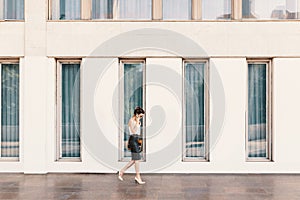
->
0 173 299 199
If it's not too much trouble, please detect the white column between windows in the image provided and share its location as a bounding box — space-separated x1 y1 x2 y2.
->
81 0 91 20
233 0 242 20
152 0 162 20
192 0 201 20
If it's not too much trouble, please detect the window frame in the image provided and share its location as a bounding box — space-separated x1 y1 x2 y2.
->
119 59 146 162
245 59 273 162
0 59 20 161
182 59 209 162
56 59 82 162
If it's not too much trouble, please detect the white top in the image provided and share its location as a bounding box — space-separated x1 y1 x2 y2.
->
129 120 141 135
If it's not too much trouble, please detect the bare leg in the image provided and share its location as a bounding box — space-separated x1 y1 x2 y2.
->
134 160 141 180
120 160 135 176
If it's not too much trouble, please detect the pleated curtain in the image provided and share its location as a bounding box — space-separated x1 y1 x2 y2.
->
92 0 113 19
184 63 205 158
57 0 81 20
1 64 19 158
117 0 152 19
248 64 267 158
202 0 231 20
163 0 191 20
123 63 143 157
2 0 24 20
61 64 80 158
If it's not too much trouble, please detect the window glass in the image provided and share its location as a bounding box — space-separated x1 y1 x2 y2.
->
202 0 231 20
1 64 19 158
163 0 191 20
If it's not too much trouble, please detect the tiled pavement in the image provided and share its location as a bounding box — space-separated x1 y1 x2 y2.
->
0 173 299 199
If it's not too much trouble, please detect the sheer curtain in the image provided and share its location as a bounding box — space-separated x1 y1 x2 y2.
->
184 62 205 158
61 64 80 158
92 0 113 19
163 0 191 20
3 0 24 20
248 64 268 158
202 0 231 20
1 64 19 158
117 0 152 19
52 0 81 20
242 0 300 19
123 63 143 158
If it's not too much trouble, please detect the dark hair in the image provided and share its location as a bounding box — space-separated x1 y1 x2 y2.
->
134 106 145 115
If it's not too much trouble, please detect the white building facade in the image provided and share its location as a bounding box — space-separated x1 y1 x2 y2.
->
0 0 300 174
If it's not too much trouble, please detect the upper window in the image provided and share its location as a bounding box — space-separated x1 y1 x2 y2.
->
0 62 20 160
202 0 231 20
242 0 300 19
92 0 152 20
0 0 24 20
51 0 81 20
247 60 272 161
162 0 191 20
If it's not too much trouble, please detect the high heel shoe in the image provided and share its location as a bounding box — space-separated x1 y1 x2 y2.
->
117 171 123 181
135 177 145 184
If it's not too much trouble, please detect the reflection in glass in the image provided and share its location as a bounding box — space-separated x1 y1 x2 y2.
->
184 62 206 159
248 64 269 158
202 0 231 20
117 0 152 19
243 0 300 19
163 0 191 20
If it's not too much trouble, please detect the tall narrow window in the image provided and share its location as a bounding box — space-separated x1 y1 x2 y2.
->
202 0 231 20
242 0 300 19
247 61 272 161
0 63 19 159
163 0 192 20
57 61 81 160
120 60 145 161
0 0 24 20
183 61 208 161
52 0 81 20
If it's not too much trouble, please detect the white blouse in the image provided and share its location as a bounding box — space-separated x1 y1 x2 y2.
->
129 120 141 135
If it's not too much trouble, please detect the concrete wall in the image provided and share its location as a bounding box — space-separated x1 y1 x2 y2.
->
0 0 300 173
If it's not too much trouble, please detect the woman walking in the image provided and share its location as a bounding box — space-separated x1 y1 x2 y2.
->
118 106 145 184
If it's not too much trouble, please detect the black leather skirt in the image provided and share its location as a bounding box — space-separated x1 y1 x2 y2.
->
128 134 142 160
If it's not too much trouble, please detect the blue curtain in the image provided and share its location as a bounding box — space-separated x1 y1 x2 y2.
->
123 63 143 158
1 64 19 158
163 0 191 20
4 0 24 20
60 0 81 20
92 0 113 19
248 64 267 158
61 64 80 158
184 63 205 158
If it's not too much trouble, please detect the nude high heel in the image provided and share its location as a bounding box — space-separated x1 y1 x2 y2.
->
135 177 145 184
117 171 123 181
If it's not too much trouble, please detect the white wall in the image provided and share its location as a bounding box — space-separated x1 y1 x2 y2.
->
1 0 300 173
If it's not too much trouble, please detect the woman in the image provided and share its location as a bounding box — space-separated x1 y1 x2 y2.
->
118 106 145 184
